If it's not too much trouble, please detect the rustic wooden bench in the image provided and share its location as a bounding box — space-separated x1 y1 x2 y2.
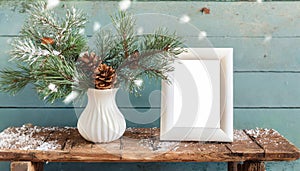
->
0 125 299 171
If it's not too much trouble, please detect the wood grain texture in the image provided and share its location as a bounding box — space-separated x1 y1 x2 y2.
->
10 161 44 171
0 126 299 163
0 109 77 131
226 130 264 159
0 2 300 37
2 37 300 72
234 73 300 107
1 108 300 147
0 1 300 170
242 161 266 171
2 72 300 107
245 129 300 161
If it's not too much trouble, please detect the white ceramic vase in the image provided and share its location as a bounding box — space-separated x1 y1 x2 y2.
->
77 88 126 143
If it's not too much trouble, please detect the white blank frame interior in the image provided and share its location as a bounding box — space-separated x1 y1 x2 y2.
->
160 48 233 142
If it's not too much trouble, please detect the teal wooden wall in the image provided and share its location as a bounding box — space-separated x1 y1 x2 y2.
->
1 1 300 170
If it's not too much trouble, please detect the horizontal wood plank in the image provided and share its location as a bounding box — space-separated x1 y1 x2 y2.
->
234 73 300 107
234 109 300 148
0 108 161 131
0 109 78 132
0 126 299 162
245 128 300 161
226 130 264 159
0 2 300 37
1 108 300 149
2 36 300 72
1 72 300 107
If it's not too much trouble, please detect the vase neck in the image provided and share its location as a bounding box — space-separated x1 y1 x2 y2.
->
87 88 118 106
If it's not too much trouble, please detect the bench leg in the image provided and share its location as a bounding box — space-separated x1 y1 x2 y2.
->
228 162 238 171
228 161 265 171
242 161 265 171
11 161 44 171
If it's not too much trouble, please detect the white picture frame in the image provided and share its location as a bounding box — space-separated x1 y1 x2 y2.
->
160 48 233 142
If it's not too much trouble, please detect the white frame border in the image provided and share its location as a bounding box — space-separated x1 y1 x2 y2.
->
160 48 233 142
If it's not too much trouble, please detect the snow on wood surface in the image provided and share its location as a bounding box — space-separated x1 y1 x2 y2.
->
0 124 75 151
0 125 299 162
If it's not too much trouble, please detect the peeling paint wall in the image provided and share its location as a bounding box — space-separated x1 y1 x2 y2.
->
0 1 299 171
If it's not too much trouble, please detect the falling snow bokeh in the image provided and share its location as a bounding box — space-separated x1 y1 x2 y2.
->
119 0 131 11
263 35 272 43
46 0 60 10
198 31 207 40
93 22 101 32
137 27 144 35
179 14 190 24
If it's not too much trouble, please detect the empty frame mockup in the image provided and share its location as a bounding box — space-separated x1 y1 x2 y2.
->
160 48 233 142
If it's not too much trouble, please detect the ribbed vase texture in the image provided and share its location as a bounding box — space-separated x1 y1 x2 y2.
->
77 88 126 143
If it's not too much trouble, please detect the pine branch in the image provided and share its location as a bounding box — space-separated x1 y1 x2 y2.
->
141 28 185 55
16 1 87 65
0 65 33 95
92 30 116 60
0 1 88 103
94 12 185 95
111 11 138 66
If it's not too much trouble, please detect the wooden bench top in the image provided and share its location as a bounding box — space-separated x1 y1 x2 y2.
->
0 125 299 163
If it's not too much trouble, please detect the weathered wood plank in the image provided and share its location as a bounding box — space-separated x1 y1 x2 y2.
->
0 83 160 108
156 142 232 162
234 109 300 148
0 108 160 132
62 129 81 151
1 108 300 148
3 32 300 108
9 106 300 150
234 73 300 107
0 127 299 162
121 128 172 161
0 2 300 37
0 109 77 132
206 37 300 72
0 125 57 150
91 139 121 159
245 128 300 161
3 72 300 108
2 37 300 73
67 129 121 161
42 127 76 150
226 130 264 159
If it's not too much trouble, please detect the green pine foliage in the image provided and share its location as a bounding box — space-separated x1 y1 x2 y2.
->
89 11 185 95
0 1 185 103
0 1 87 103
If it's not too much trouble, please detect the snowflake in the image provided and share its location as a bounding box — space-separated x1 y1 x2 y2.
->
46 0 60 10
48 83 58 93
53 50 60 56
137 27 144 35
119 0 131 11
134 79 143 87
198 31 207 40
179 14 190 24
263 35 272 43
93 22 101 32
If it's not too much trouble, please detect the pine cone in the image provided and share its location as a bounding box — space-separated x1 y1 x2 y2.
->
77 52 100 76
93 63 116 90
